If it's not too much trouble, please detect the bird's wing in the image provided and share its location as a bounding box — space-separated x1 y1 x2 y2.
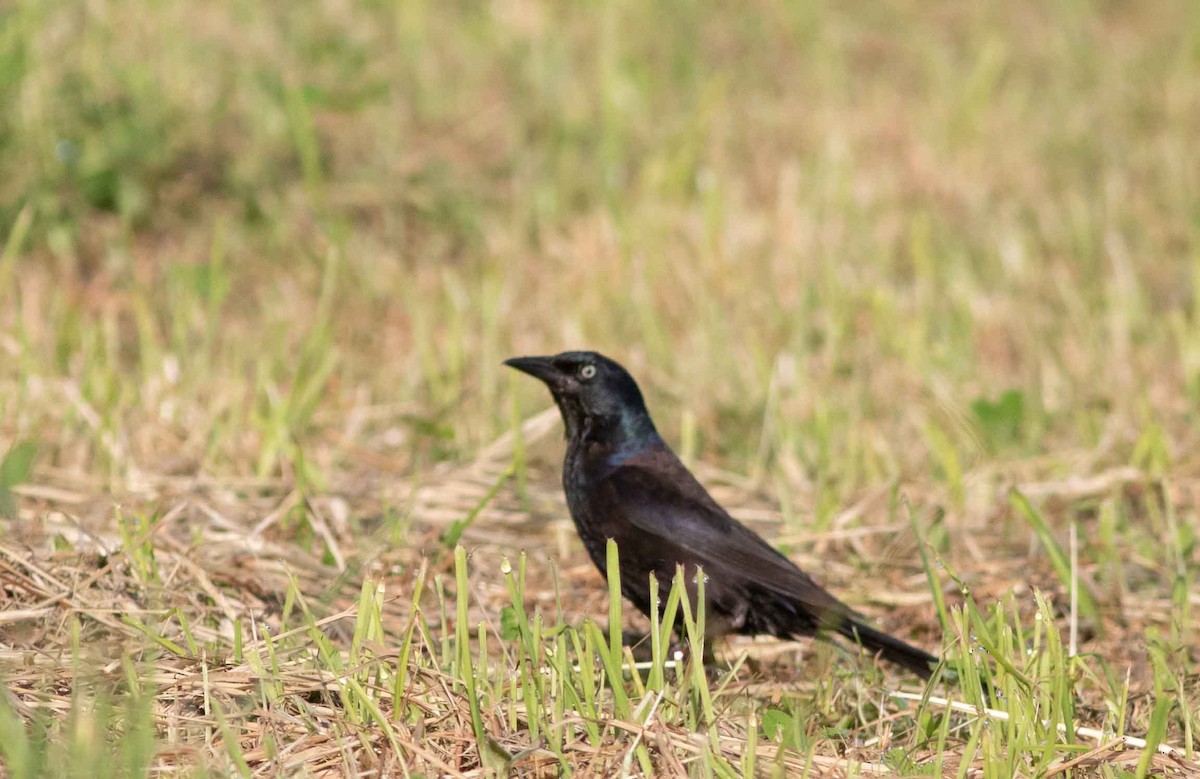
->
601 452 854 622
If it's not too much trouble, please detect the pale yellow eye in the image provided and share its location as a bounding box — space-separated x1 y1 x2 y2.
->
580 364 597 380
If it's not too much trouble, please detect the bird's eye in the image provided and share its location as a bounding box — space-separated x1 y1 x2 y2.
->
579 364 597 380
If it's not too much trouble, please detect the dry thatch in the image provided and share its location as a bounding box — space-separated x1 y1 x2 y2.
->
3 410 1198 777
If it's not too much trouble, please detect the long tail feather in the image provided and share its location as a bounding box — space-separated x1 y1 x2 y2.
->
839 620 938 678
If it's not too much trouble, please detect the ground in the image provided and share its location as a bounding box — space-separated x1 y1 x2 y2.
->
1 1 1199 776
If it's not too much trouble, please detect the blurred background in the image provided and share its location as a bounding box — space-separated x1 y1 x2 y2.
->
3 0 1199 506
3 1 1200 773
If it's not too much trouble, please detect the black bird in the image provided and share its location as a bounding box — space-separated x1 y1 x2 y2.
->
505 350 939 678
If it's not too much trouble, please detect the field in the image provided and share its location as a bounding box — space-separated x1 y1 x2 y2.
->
2 0 1200 776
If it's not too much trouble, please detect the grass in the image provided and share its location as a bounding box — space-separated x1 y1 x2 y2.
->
2 0 1200 775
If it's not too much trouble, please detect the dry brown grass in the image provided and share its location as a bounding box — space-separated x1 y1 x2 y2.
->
4 0 1200 775
4 410 1199 775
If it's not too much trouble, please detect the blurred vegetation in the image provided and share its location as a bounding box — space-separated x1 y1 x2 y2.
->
1 0 1199 773
3 1 1197 497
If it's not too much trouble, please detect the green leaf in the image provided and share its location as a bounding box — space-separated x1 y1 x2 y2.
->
1134 694 1173 779
759 708 791 741
80 167 120 212
970 389 1024 450
1010 490 1101 627
0 440 37 519
478 733 514 776
499 606 521 641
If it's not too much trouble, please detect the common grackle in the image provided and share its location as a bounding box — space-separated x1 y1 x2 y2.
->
506 350 939 678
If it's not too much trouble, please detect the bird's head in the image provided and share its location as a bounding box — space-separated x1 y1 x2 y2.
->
504 351 658 444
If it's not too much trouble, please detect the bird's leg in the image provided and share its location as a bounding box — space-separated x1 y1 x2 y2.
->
665 636 724 677
617 629 719 672
738 651 764 677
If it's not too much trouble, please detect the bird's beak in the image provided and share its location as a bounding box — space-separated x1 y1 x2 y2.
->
504 355 562 386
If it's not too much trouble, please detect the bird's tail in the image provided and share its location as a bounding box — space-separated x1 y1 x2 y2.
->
838 620 938 679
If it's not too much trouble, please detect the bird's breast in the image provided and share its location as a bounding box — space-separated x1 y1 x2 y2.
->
561 440 612 570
